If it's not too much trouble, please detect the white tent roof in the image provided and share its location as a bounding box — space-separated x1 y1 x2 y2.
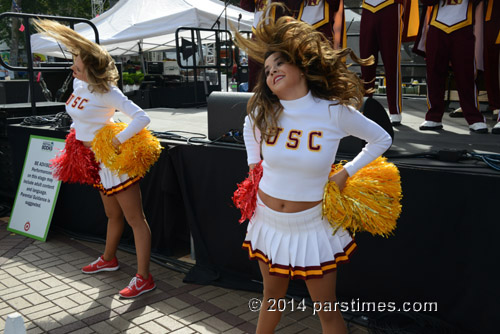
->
31 0 254 57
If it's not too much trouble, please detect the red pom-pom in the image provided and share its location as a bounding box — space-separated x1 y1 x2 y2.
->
50 129 101 185
232 161 263 223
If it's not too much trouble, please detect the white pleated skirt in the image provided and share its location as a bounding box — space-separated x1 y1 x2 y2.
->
94 162 141 196
242 195 356 280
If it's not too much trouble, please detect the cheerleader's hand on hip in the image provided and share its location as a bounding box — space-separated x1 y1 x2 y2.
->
112 137 122 154
328 167 349 192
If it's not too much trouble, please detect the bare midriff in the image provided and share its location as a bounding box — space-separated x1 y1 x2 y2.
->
82 141 92 148
258 189 322 213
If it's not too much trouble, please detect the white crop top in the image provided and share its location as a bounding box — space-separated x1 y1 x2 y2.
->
243 91 392 201
65 78 150 143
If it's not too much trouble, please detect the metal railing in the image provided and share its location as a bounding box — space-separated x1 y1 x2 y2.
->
175 27 234 105
0 12 99 115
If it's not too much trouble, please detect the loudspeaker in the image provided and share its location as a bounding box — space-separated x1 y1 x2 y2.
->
125 89 151 109
206 93 394 148
147 62 163 75
360 97 394 141
207 91 252 142
0 80 45 104
337 135 364 155
181 38 197 60
338 97 394 155
237 65 249 84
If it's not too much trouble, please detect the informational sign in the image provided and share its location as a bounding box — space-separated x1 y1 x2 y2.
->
8 135 66 241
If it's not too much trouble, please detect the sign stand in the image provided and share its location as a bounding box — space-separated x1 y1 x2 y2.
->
8 135 66 241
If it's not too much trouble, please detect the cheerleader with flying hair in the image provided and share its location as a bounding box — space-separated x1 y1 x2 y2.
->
34 19 161 298
234 4 392 332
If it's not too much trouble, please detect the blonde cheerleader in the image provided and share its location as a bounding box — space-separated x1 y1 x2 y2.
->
36 19 161 298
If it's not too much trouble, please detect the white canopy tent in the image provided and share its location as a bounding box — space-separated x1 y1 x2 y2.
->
31 0 254 58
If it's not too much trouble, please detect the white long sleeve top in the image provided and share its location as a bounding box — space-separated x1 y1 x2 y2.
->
65 78 150 142
243 91 392 201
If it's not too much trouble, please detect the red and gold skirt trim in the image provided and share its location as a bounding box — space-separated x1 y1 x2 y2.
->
94 174 142 196
242 239 356 280
242 196 357 280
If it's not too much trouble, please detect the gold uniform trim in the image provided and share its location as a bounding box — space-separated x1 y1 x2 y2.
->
430 2 472 34
362 0 395 13
251 5 276 34
297 1 330 29
94 175 142 196
242 240 357 279
485 0 493 21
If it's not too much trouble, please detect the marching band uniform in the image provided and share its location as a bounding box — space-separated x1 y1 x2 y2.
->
240 0 345 91
417 0 488 133
295 0 346 49
240 0 297 90
359 0 418 125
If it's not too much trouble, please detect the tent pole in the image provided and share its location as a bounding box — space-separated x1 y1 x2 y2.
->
191 29 199 104
196 30 209 98
138 40 146 74
225 0 228 34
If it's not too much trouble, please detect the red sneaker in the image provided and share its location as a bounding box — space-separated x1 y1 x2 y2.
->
119 273 156 298
82 255 119 274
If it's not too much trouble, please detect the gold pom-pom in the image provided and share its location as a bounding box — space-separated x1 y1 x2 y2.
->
322 156 402 237
92 123 163 178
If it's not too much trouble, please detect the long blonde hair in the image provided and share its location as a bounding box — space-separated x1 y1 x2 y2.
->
33 19 119 94
233 3 374 140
